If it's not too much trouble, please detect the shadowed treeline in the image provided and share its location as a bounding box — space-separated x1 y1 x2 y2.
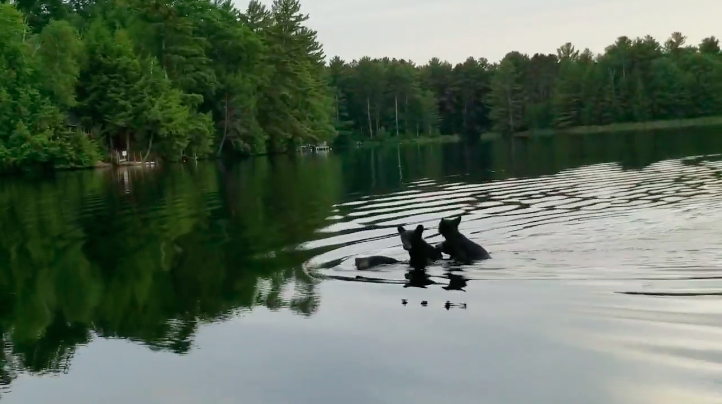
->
0 156 342 389
329 32 722 143
336 127 722 196
488 126 722 180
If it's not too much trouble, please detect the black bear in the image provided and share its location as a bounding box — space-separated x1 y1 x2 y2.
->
354 225 442 270
399 224 442 270
438 216 491 264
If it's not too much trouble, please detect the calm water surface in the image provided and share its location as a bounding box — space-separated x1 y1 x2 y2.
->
3 130 722 403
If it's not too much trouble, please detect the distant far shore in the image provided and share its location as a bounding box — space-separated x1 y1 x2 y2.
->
503 116 722 138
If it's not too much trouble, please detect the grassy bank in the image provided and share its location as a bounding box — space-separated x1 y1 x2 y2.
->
500 116 722 139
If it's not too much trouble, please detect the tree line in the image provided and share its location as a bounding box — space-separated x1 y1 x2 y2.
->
330 33 722 142
1 0 721 172
0 0 334 172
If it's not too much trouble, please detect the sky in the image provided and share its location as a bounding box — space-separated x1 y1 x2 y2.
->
236 0 722 65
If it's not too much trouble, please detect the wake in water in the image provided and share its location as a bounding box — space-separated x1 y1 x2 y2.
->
354 217 491 271
353 224 443 270
303 153 722 296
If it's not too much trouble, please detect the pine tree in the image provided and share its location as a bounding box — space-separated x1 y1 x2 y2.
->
0 3 71 171
78 23 145 151
134 0 218 102
206 0 267 155
252 0 336 152
35 20 84 109
487 57 524 134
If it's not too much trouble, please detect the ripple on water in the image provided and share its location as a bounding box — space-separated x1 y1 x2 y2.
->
9 143 722 404
307 153 722 294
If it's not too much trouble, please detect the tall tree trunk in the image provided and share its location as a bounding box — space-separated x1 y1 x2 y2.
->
397 145 402 181
370 148 376 187
507 93 514 133
404 96 408 135
161 37 168 79
142 133 154 162
366 97 373 138
218 94 230 156
395 95 399 137
375 106 379 135
126 132 131 161
609 69 616 121
335 94 339 121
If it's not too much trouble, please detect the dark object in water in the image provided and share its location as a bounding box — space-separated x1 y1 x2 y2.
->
354 256 400 270
438 216 491 264
402 224 442 270
402 299 408 305
354 224 443 270
421 300 428 306
404 268 435 289
442 273 468 291
354 255 401 271
442 301 468 310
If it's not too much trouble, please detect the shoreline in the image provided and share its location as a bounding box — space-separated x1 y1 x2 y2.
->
505 116 722 138
5 117 722 176
347 134 461 148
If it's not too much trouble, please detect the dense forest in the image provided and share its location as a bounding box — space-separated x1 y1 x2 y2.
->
0 0 335 172
1 0 722 172
331 34 722 140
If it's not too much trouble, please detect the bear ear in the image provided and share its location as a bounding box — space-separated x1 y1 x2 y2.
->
415 224 424 235
397 225 406 234
452 216 462 227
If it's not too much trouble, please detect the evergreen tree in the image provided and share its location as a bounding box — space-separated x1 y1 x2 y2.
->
253 0 335 152
0 3 97 171
78 23 146 151
487 55 524 134
205 0 267 155
35 20 84 109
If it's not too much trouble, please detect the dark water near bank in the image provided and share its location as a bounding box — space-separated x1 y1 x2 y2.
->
3 129 722 403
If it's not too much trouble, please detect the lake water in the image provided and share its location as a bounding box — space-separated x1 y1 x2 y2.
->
3 130 722 404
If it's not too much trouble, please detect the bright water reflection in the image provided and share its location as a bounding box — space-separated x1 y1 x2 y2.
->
3 129 722 404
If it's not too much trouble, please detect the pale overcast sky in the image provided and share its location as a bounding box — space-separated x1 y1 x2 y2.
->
235 0 721 64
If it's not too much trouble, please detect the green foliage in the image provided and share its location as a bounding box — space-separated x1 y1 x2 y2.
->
36 20 84 109
478 33 722 135
488 54 525 134
0 4 97 172
205 0 267 155
330 31 722 139
331 56 445 141
7 0 70 32
247 0 335 153
1 0 338 170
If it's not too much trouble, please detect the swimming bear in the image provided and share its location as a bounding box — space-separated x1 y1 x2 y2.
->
354 224 443 270
437 216 491 264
